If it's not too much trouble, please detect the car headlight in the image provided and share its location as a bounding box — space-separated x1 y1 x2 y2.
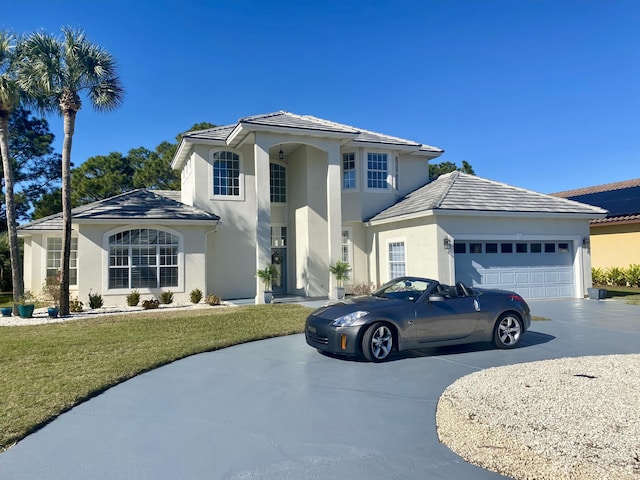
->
332 311 369 327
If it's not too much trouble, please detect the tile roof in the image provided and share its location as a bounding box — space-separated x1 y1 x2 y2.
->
552 178 640 197
367 172 608 223
19 190 219 232
551 178 640 224
182 111 443 152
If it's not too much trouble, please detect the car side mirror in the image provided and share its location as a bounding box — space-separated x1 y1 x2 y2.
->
429 294 445 302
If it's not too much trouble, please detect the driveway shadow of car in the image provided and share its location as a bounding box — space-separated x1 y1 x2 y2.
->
395 330 555 361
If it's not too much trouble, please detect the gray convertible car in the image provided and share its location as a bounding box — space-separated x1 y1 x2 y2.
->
305 276 531 362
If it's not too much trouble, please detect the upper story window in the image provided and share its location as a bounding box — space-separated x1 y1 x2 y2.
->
212 150 241 197
47 237 78 286
108 228 180 290
270 163 286 203
367 152 388 189
342 152 356 189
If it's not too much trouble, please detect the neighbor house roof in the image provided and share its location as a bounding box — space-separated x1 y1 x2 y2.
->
551 178 640 226
19 189 220 233
366 171 608 224
172 111 443 169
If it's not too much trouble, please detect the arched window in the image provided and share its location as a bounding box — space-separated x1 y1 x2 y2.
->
108 228 179 289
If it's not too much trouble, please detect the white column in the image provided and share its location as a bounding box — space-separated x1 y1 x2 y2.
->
254 136 271 303
327 144 342 299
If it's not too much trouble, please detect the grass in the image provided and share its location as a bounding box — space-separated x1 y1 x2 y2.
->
0 304 312 451
594 285 640 305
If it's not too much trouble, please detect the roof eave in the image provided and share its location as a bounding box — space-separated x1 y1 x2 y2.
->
234 121 360 141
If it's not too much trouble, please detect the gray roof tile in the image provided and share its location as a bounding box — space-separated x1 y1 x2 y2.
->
19 189 219 232
183 111 443 152
367 172 608 222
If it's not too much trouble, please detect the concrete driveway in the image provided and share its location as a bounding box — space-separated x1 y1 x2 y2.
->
1 299 639 479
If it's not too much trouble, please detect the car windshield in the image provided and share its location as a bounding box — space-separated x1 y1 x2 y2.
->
372 278 433 302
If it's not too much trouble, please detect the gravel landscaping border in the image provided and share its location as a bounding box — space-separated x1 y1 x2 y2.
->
436 354 640 479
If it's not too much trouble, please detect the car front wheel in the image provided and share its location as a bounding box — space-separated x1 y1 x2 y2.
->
362 322 393 362
493 313 523 349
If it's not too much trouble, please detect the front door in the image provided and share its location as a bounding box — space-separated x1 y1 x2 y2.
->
271 248 287 296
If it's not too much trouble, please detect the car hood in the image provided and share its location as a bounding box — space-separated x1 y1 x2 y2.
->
311 295 402 320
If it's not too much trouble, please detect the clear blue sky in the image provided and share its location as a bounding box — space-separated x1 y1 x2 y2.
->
2 0 639 194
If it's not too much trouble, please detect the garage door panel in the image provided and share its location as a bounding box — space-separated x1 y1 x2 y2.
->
455 240 575 300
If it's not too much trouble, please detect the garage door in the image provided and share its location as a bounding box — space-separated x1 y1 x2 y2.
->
454 240 574 299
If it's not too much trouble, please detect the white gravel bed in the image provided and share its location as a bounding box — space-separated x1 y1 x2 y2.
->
436 354 640 479
0 302 231 326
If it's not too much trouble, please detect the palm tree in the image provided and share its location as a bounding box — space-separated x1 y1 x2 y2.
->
18 27 124 315
0 31 24 313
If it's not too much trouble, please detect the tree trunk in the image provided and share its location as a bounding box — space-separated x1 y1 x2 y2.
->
0 112 24 314
59 110 76 316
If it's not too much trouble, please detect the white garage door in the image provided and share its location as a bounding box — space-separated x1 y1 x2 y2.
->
454 240 574 299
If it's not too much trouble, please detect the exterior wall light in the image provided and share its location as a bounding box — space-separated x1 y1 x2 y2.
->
443 238 451 250
279 145 284 160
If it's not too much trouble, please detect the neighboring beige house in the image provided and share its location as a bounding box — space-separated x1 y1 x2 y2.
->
19 111 607 306
552 179 640 269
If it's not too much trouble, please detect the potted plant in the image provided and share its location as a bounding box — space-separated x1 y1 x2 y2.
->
256 263 279 304
18 292 36 318
42 275 61 317
0 306 12 317
330 261 351 299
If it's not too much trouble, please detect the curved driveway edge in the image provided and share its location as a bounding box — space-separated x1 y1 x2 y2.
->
1 299 638 479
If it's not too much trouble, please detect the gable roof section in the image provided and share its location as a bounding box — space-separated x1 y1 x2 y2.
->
173 111 443 169
19 189 219 233
367 171 608 224
551 178 640 225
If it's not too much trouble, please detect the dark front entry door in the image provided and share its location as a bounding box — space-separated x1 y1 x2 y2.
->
271 248 287 296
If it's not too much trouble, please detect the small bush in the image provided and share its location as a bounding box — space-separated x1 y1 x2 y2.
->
190 288 203 304
605 267 626 287
626 264 640 287
351 282 374 296
141 298 160 309
159 291 174 305
126 290 140 306
205 293 221 306
88 290 104 309
591 267 606 286
70 297 83 313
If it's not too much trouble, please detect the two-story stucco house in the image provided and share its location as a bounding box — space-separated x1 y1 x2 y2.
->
19 111 607 306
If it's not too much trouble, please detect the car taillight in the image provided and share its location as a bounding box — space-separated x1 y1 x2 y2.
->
510 294 525 303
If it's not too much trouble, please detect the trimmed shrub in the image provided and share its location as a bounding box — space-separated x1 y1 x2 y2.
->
591 267 606 286
88 290 104 309
205 293 221 306
70 297 84 313
159 291 174 305
142 299 160 309
190 288 203 304
127 290 140 306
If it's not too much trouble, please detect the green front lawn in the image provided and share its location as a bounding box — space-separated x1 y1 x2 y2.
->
0 304 312 451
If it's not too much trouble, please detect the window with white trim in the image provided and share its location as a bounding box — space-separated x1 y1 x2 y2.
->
46 237 78 285
270 163 286 203
341 230 352 265
367 152 388 189
108 229 179 289
212 151 241 197
388 241 406 278
342 153 356 189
